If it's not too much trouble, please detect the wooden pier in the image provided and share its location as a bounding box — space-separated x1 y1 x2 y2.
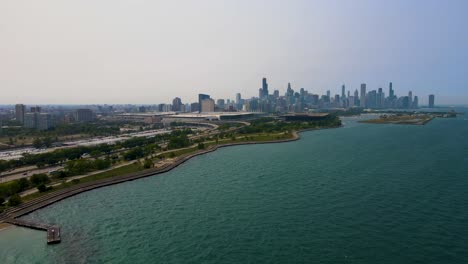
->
4 218 61 244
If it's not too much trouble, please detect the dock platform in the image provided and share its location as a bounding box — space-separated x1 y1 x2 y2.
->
5 218 61 244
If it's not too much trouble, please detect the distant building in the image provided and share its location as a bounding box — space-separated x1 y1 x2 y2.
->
408 91 413 109
190 102 200 113
429 94 435 108
24 113 55 130
162 104 172 112
216 99 225 109
261 78 269 98
235 93 243 110
15 104 25 124
360 83 366 107
201 98 215 112
235 93 241 104
377 88 384 108
172 97 182 111
74 109 94 122
30 106 41 113
37 113 55 130
198 94 211 113
389 82 394 98
273 90 279 98
24 113 36 129
413 96 419 108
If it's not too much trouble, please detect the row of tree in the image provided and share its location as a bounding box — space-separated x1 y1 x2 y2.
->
0 129 195 173
0 173 50 202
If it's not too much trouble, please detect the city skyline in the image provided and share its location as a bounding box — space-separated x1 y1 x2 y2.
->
1 0 467 105
3 79 436 108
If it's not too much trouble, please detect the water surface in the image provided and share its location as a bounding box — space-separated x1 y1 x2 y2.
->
1 109 467 264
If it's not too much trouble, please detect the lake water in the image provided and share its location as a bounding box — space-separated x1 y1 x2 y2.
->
1 109 467 264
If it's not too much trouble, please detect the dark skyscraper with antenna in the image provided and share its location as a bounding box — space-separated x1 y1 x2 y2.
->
261 78 269 99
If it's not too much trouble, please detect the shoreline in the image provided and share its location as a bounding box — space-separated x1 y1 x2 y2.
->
0 126 338 225
0 222 12 232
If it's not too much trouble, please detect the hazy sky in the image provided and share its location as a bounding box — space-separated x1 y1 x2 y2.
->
1 0 467 105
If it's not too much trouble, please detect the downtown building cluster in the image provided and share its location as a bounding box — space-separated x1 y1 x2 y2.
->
194 78 436 113
4 78 437 130
152 78 436 115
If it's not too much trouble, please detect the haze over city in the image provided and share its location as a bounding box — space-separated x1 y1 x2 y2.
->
1 0 467 105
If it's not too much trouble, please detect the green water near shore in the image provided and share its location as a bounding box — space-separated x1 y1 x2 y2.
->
1 109 467 264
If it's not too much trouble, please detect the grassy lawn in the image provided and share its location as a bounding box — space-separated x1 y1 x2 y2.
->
22 163 141 201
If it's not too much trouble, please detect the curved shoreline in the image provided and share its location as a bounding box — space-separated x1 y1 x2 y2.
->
0 131 300 221
0 127 337 223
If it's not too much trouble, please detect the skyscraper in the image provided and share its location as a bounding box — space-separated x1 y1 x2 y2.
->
15 104 25 124
389 82 394 98
235 93 241 104
273 90 279 98
198 94 210 113
261 78 269 98
377 88 384 108
341 84 346 99
408 91 413 109
429 94 435 108
286 83 293 96
413 96 419 108
360 83 367 107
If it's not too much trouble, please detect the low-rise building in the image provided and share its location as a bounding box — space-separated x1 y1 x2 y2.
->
74 109 94 122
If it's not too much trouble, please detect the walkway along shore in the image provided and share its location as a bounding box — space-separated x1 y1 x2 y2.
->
0 128 328 243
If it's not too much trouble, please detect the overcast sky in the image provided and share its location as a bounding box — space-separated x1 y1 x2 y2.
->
1 0 467 105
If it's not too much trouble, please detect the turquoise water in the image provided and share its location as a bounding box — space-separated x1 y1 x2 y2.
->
1 109 467 264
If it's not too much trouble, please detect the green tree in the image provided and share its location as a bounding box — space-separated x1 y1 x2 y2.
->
143 159 153 169
30 173 50 186
17 178 30 192
37 184 47 193
8 194 22 206
123 147 146 161
33 138 43 149
197 142 205 149
42 137 53 148
94 158 111 170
